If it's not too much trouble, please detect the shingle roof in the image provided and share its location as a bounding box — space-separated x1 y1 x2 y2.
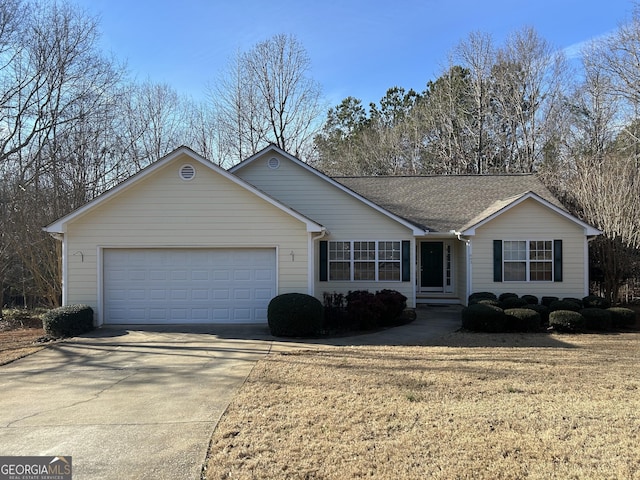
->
335 174 564 233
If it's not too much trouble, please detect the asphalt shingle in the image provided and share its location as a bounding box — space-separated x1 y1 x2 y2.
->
335 174 563 233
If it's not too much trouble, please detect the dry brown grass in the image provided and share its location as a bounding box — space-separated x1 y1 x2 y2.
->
0 327 45 365
0 309 46 365
205 332 640 479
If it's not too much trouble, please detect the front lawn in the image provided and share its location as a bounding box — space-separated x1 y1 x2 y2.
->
204 331 640 479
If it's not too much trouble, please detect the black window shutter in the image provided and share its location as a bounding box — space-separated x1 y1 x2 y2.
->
401 240 410 282
554 239 563 282
319 240 328 282
493 240 503 282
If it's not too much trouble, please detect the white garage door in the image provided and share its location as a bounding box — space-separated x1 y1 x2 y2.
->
103 248 276 324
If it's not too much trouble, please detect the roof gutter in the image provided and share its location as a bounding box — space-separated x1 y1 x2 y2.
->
44 229 64 242
450 230 469 244
312 228 328 241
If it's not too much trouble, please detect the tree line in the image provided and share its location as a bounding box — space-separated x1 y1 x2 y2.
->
2 0 640 314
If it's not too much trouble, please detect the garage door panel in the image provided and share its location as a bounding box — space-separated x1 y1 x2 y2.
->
255 288 274 300
191 289 209 301
233 308 251 321
191 270 209 281
104 248 276 324
213 289 229 300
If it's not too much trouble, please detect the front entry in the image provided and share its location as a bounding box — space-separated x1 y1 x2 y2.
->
420 242 444 291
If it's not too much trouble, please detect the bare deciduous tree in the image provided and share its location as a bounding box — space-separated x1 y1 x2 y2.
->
210 34 324 165
452 31 495 173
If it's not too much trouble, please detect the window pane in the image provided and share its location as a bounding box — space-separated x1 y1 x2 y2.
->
504 261 526 281
329 241 350 261
529 240 552 261
354 241 375 260
329 262 351 281
530 262 552 281
379 262 401 281
379 241 400 260
354 262 375 280
504 241 526 260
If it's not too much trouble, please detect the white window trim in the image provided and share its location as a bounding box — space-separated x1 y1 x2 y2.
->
328 240 402 282
503 239 554 283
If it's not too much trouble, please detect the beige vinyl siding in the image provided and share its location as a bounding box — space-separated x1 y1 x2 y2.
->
64 153 310 316
235 153 416 305
234 153 413 237
471 198 587 299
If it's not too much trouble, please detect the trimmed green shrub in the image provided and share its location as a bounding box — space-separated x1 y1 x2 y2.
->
461 303 507 332
346 290 383 330
468 292 498 304
580 308 613 331
498 292 518 302
522 303 550 324
521 294 539 305
549 300 582 313
505 308 541 332
42 305 94 338
562 297 584 308
549 310 585 333
541 296 559 307
582 295 610 309
500 297 528 309
375 289 408 326
268 293 324 337
475 298 501 307
608 307 637 328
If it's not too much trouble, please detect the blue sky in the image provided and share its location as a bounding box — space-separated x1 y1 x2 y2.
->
74 0 634 107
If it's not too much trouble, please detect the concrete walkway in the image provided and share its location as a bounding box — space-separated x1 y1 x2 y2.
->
0 305 461 480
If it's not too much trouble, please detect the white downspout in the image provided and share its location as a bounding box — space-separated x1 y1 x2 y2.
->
451 230 472 305
308 228 328 296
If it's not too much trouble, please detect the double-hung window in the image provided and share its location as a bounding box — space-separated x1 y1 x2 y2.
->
503 240 553 281
328 240 401 281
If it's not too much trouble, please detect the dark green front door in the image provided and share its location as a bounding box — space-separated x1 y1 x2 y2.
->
421 242 444 289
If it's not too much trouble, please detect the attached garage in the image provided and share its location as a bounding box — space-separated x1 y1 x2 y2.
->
103 248 276 324
44 147 324 326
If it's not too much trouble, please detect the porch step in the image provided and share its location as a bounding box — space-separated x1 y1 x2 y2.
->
416 296 462 305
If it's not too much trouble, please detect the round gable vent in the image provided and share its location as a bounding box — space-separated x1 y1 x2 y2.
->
179 164 196 181
267 157 280 169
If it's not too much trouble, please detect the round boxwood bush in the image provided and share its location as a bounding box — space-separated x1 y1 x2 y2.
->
500 296 528 309
375 289 407 327
580 308 613 331
549 300 582 313
468 292 498 304
498 292 518 302
582 295 610 309
505 308 541 332
475 298 501 307
522 303 550 324
267 293 324 337
42 304 94 338
461 303 507 332
541 296 559 307
521 294 539 305
549 310 585 333
607 307 637 328
562 297 584 308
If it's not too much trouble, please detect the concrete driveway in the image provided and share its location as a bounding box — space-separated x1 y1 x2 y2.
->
0 305 461 480
0 325 273 480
